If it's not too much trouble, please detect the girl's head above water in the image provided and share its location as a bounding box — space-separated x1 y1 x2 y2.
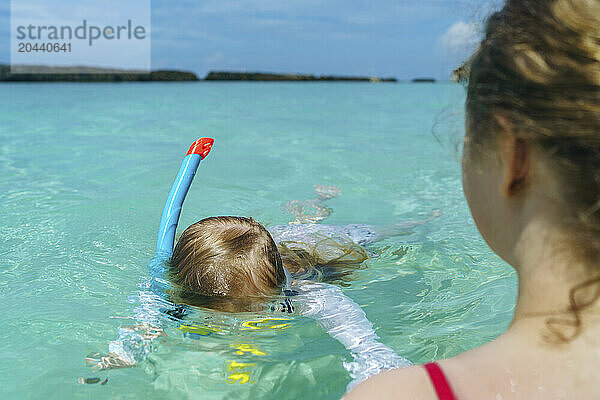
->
169 216 286 305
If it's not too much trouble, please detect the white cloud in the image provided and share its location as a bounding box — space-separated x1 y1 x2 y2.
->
436 20 482 79
439 20 480 57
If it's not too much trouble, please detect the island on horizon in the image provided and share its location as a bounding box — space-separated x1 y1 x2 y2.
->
204 71 397 82
411 77 436 83
0 65 400 83
0 64 199 82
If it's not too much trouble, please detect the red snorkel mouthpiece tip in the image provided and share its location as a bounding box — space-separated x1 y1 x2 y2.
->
187 137 214 159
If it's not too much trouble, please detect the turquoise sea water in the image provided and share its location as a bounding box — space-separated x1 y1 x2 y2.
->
0 82 516 399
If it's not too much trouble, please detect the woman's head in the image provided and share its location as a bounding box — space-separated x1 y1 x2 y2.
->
169 216 286 308
463 0 600 266
462 0 600 341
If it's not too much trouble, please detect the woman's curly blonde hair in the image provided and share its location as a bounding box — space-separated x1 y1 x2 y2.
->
465 0 600 342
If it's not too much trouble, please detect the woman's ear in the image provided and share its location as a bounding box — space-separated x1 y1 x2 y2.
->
495 114 530 197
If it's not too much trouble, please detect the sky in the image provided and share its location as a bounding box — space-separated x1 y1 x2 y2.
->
0 0 503 81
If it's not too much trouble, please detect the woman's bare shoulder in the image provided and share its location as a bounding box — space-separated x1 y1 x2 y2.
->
342 365 436 400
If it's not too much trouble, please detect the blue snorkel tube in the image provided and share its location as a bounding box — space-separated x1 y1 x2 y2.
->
155 137 214 256
148 138 214 292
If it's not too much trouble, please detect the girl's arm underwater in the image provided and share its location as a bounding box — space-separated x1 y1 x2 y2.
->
291 280 412 390
86 260 174 370
86 323 165 369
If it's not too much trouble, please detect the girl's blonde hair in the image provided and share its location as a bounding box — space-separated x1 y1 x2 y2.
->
168 216 369 311
169 216 286 310
278 237 369 285
465 0 600 341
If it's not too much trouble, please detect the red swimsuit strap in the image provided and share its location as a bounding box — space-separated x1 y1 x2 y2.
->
424 362 458 400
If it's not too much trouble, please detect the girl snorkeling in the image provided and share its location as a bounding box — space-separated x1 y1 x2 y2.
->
88 138 438 388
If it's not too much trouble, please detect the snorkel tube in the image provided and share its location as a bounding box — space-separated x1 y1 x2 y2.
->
155 138 214 258
148 138 213 295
